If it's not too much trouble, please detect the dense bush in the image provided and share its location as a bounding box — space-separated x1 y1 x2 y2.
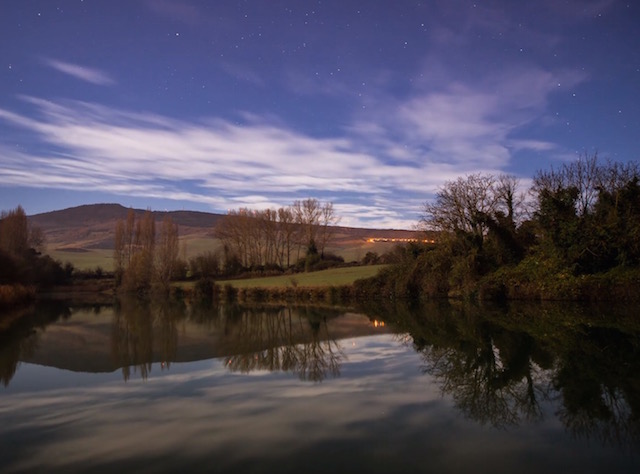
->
356 155 640 301
189 251 221 279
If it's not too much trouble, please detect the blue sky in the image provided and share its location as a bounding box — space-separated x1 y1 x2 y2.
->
1 0 638 228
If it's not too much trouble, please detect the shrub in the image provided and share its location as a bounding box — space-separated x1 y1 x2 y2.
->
194 278 218 300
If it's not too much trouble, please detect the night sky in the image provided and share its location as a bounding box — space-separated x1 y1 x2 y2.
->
1 0 639 228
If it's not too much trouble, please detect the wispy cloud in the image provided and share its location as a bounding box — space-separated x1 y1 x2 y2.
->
351 64 585 175
43 58 116 86
0 58 584 228
0 97 421 228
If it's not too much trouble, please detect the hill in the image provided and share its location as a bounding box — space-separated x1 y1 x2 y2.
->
29 203 223 250
28 203 425 270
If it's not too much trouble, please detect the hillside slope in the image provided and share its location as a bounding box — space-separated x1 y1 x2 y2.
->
28 203 425 269
29 203 223 251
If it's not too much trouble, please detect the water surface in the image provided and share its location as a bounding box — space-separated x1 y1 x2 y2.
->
1 299 638 473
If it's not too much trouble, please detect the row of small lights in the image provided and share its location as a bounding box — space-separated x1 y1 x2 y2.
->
366 238 435 243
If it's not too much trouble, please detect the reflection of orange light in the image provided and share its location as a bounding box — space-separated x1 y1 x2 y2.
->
373 320 385 328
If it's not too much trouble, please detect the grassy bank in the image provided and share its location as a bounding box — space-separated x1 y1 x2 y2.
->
172 265 387 303
351 254 640 302
215 265 387 288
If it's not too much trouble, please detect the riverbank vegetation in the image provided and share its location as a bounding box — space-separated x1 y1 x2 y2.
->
177 265 387 303
356 154 640 301
3 154 639 306
215 198 339 271
0 206 71 307
112 198 352 296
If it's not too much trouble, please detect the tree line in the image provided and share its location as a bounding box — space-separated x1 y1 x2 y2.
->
113 198 341 292
356 153 640 300
210 198 340 275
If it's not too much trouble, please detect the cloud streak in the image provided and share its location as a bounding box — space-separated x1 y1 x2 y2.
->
43 58 116 86
0 61 582 228
1 97 430 227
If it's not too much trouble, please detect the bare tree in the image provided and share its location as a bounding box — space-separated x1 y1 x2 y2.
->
28 224 46 254
156 215 179 289
0 205 29 257
596 159 640 197
215 209 251 268
533 151 603 217
293 198 322 250
423 174 498 243
125 208 135 266
259 208 278 266
317 201 340 257
277 206 297 267
123 210 155 291
114 209 156 291
216 199 339 271
114 208 137 283
495 174 525 226
114 219 126 282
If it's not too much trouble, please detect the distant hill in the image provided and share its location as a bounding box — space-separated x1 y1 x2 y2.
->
27 203 427 269
29 203 224 251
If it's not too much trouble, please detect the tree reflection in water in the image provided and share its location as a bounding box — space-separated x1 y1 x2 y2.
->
0 300 71 386
422 330 547 427
0 308 40 386
110 299 345 382
223 306 344 382
111 297 184 380
553 325 640 448
361 299 640 446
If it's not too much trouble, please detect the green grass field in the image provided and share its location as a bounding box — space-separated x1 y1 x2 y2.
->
48 249 115 272
216 264 386 288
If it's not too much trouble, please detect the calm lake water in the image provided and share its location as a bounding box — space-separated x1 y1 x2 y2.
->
1 298 639 473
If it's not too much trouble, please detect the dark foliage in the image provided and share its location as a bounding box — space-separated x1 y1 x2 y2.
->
357 155 640 301
0 206 71 288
